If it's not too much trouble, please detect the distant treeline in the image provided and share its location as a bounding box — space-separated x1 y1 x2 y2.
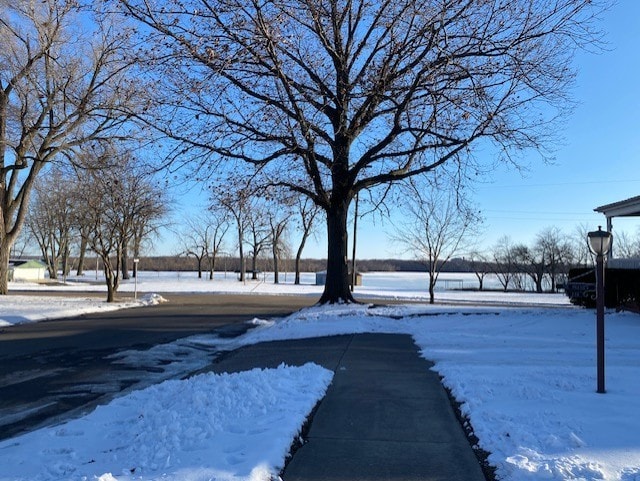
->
118 256 475 273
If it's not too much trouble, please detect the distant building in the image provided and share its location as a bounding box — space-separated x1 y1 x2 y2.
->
9 259 48 282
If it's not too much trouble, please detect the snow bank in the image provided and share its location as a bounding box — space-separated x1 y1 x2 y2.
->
0 363 333 481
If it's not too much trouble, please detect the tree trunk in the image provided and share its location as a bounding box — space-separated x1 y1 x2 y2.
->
536 277 543 293
428 269 436 305
77 236 87 276
429 280 436 304
209 254 216 280
294 240 305 285
121 245 130 280
294 256 302 285
106 276 116 302
319 202 354 304
294 216 313 285
0 239 10 294
62 244 71 278
104 261 117 303
238 226 245 282
273 244 279 284
44 250 58 279
251 253 258 280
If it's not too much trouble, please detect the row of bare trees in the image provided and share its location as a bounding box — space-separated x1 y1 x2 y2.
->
181 181 321 285
25 148 168 301
466 226 594 295
487 231 574 293
389 174 602 301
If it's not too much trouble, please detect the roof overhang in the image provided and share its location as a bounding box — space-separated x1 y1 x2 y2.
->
595 195 640 218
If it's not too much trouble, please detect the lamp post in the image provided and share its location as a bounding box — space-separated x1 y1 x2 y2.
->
587 226 613 394
133 258 140 300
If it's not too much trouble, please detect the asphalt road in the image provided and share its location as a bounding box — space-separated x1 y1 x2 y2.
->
0 293 318 441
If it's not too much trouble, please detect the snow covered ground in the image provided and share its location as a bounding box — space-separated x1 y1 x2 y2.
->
1 272 639 481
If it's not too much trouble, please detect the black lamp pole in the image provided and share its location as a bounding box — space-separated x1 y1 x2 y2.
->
587 226 612 394
595 250 605 393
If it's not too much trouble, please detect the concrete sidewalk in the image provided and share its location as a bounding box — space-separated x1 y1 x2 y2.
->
209 333 486 481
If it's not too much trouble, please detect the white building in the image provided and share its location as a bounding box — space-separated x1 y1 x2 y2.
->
9 260 48 282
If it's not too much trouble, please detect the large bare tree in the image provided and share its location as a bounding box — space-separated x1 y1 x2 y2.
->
120 0 606 303
0 0 138 293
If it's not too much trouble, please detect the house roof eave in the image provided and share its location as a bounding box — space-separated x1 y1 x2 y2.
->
594 195 640 218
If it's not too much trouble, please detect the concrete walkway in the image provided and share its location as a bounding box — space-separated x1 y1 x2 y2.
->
209 333 486 481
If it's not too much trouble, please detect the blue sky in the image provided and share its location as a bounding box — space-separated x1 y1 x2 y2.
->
161 1 640 260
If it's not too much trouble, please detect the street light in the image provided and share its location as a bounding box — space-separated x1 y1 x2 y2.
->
133 258 140 300
587 226 613 394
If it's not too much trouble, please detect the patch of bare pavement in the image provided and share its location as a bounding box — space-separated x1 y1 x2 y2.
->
0 293 318 441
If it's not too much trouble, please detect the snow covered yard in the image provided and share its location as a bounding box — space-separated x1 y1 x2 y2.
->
239 304 640 481
1 274 640 480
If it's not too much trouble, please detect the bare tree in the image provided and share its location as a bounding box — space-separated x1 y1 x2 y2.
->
129 206 167 278
26 169 76 279
265 193 293 285
467 250 490 291
246 201 271 280
213 183 254 282
204 210 230 279
181 217 208 278
611 230 640 259
182 210 229 279
572 223 593 268
75 148 168 302
535 226 574 292
269 216 288 284
511 243 543 292
121 0 606 303
119 174 168 281
493 236 517 292
75 171 126 302
293 196 321 285
392 178 480 304
10 231 32 259
76 225 90 276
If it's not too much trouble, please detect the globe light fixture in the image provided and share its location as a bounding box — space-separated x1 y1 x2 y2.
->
587 226 613 394
587 226 613 257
